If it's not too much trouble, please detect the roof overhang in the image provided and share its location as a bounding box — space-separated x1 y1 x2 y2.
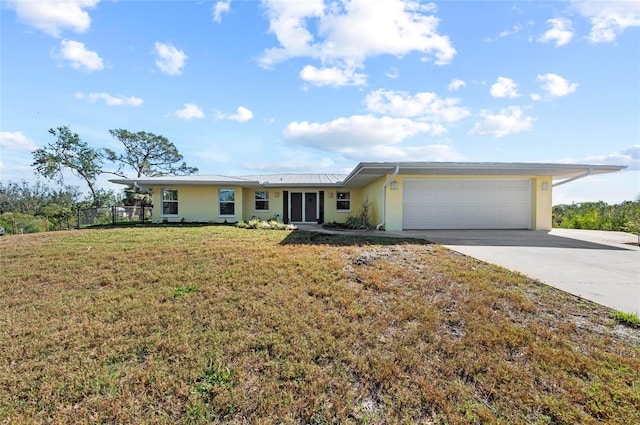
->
109 175 260 189
341 162 627 188
109 162 627 190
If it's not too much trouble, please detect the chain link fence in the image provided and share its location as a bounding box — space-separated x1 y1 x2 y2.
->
78 206 152 228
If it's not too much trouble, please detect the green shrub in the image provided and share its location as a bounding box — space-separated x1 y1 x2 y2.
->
613 310 640 328
236 218 296 230
0 212 47 235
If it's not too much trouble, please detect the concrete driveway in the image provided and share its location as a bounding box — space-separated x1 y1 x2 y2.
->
399 228 640 314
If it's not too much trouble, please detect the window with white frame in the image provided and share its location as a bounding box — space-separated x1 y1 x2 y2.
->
219 189 235 216
162 189 178 215
336 191 351 211
255 190 269 211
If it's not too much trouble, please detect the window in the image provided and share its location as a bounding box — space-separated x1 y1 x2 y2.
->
219 189 235 216
255 190 269 211
162 189 178 215
336 191 351 211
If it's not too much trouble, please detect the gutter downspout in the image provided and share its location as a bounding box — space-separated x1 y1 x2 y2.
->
133 181 148 191
552 167 593 187
376 165 400 230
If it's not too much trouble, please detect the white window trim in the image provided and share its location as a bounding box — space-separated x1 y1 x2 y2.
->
161 188 179 217
218 188 236 217
254 190 269 212
336 191 351 212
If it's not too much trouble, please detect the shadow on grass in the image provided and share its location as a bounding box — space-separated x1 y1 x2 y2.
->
280 230 432 247
83 222 225 230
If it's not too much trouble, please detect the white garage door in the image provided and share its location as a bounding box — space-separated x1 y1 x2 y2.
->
402 179 532 230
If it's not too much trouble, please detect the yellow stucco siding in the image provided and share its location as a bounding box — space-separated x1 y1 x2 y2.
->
150 185 244 223
323 188 360 223
147 174 553 230
359 176 388 227
532 176 553 230
240 189 285 221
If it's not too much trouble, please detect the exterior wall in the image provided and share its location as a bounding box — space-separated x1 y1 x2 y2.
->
150 185 244 223
384 176 404 231
532 176 553 230
359 175 387 227
382 174 553 231
241 188 284 221
147 174 554 230
323 188 361 224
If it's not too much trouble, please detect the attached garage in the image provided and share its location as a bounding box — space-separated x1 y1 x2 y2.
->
402 178 532 230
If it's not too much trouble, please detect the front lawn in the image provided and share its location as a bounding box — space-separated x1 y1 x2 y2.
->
0 227 638 424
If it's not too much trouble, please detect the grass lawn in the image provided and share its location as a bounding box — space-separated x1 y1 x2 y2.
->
1 226 638 424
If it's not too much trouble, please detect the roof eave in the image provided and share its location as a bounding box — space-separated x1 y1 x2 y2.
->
342 162 628 187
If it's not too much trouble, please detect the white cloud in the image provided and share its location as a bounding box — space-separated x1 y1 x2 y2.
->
343 143 465 162
364 89 470 123
75 92 143 106
7 0 99 37
537 73 578 97
385 67 399 79
0 131 37 150
485 24 522 42
229 106 254 122
174 103 204 120
283 114 460 162
581 145 640 170
538 17 574 46
259 0 455 83
213 1 231 23
299 64 367 87
447 78 466 91
154 42 187 76
553 145 640 176
217 106 254 122
58 40 104 71
572 0 640 43
490 77 520 98
469 106 534 138
243 150 337 173
284 114 445 156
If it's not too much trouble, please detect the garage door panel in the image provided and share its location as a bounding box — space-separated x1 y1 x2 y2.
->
402 179 531 230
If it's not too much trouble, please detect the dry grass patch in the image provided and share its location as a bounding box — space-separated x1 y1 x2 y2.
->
0 227 638 424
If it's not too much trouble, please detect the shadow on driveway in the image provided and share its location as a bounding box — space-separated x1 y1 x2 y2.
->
398 229 636 251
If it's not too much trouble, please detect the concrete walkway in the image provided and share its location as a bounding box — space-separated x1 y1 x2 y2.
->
298 225 640 313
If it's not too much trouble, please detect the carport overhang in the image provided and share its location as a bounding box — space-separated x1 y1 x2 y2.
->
340 162 627 188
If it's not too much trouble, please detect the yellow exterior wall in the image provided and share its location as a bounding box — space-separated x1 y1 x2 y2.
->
358 176 388 227
532 176 553 230
241 188 285 221
147 174 554 230
323 188 361 223
150 185 244 223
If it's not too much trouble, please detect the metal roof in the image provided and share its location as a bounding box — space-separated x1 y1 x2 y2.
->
109 175 258 187
109 162 626 189
241 174 348 186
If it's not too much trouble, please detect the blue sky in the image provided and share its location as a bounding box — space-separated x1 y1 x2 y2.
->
1 0 638 204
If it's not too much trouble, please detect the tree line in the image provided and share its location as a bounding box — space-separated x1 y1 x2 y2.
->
552 197 640 235
1 126 197 234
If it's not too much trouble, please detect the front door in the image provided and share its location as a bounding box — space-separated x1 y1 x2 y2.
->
291 193 303 222
305 193 317 223
290 192 317 222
